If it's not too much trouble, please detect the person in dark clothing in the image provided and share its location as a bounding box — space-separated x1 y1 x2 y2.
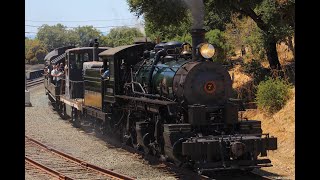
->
101 69 110 80
241 45 246 57
59 62 64 72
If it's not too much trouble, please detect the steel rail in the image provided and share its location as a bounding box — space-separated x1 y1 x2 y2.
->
26 78 44 88
25 156 72 180
25 135 135 180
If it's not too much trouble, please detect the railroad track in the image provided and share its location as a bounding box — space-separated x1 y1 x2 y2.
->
77 120 275 180
26 78 44 88
25 160 58 179
25 135 135 180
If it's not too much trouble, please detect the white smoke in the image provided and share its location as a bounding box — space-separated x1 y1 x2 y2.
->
183 0 204 29
134 17 146 36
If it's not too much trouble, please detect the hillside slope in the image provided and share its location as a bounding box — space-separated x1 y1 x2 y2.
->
243 88 295 179
228 57 295 179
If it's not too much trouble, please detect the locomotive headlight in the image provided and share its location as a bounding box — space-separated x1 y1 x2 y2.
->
199 43 215 59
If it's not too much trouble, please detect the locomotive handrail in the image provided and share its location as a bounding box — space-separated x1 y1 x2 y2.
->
124 81 146 94
83 79 100 83
214 133 272 139
148 49 166 93
59 78 84 83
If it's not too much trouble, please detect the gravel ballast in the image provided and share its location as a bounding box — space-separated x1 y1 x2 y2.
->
25 85 177 180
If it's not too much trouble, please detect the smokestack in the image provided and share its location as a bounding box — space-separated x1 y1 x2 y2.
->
191 28 206 61
92 38 99 61
183 0 206 60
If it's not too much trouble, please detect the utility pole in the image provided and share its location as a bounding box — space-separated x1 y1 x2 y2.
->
25 68 32 106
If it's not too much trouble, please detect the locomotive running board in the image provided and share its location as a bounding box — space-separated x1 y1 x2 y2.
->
194 159 272 172
60 95 84 111
115 95 177 114
82 106 111 121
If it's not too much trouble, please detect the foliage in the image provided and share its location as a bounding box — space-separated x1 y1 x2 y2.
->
127 0 295 69
144 16 192 42
256 77 291 113
243 59 263 75
158 28 231 63
25 39 48 64
245 27 265 60
169 33 192 44
128 0 189 28
74 26 102 47
255 0 295 41
205 29 232 61
100 27 143 47
242 59 270 84
37 24 77 51
99 36 110 47
224 16 266 60
128 0 231 40
204 0 232 30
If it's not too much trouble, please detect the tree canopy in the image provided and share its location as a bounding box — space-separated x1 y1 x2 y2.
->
100 27 144 47
37 24 75 51
36 24 103 50
127 0 295 69
74 26 102 47
25 38 48 64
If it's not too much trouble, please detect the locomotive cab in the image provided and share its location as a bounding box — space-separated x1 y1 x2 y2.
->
65 47 109 99
98 44 146 101
44 46 75 103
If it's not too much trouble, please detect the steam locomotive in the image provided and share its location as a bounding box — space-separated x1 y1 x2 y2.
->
44 31 277 173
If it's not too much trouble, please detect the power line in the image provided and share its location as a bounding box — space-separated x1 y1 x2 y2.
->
25 24 141 29
25 18 137 22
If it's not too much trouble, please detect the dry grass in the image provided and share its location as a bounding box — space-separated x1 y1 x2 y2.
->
277 41 295 64
242 88 295 179
229 65 252 89
229 37 295 68
228 42 295 179
228 65 257 101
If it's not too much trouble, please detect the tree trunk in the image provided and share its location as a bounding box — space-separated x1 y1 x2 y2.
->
237 6 282 69
265 35 282 70
287 36 295 59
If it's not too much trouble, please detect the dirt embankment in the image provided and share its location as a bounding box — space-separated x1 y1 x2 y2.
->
243 89 295 179
228 59 295 179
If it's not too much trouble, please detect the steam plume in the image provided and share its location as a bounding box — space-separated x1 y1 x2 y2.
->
183 0 204 29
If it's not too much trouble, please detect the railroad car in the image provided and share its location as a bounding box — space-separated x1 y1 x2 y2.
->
44 35 277 173
44 42 110 116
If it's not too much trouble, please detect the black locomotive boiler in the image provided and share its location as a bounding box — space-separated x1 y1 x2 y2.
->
45 31 277 173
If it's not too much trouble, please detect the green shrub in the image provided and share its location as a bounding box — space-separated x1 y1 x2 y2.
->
256 78 292 114
242 59 271 84
242 59 262 74
205 29 232 61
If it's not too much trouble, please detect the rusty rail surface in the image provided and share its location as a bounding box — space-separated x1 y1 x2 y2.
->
25 135 135 180
25 160 60 179
25 157 72 179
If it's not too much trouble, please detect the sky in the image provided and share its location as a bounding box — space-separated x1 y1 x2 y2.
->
25 0 144 38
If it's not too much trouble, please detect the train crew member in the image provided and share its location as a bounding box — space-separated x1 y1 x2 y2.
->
48 65 53 80
58 62 64 72
43 66 49 76
51 65 63 86
101 68 110 80
64 64 70 97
